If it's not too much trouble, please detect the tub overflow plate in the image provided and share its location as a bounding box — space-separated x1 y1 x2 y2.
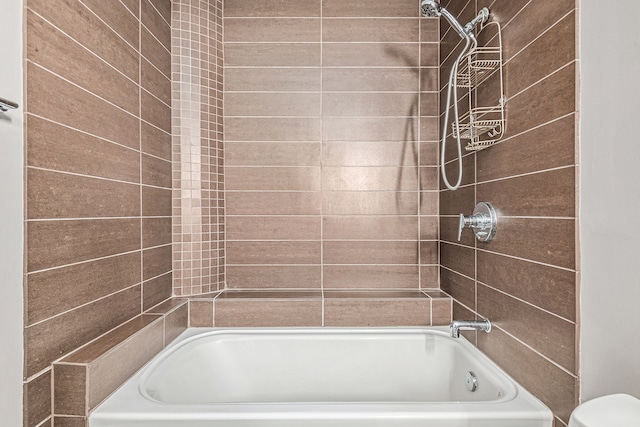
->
465 371 478 392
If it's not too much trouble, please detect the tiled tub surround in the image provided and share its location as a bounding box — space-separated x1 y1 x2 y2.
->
21 1 582 427
223 0 441 292
172 0 225 296
438 1 578 425
24 0 172 425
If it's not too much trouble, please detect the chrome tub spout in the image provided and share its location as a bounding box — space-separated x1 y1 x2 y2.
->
450 319 491 338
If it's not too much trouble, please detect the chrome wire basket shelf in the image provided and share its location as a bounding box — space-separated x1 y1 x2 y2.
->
454 21 505 152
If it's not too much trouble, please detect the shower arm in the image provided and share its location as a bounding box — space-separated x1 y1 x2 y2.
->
464 8 490 35
439 7 468 39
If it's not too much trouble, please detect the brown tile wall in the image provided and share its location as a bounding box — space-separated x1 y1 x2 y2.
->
438 1 578 425
223 0 440 292
23 1 172 425
171 0 225 296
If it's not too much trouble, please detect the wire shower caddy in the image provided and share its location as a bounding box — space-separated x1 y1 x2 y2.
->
452 21 505 152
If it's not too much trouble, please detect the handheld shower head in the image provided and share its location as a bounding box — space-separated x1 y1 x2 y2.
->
421 0 442 17
421 0 467 39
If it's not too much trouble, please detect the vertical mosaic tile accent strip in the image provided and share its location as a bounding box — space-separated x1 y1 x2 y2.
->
172 0 225 296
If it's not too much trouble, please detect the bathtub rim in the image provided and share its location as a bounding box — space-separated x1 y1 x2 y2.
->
136 326 519 406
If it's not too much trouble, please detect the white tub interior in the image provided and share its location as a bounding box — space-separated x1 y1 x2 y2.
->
142 330 507 404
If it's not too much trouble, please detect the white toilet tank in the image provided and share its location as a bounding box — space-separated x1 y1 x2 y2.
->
569 394 640 427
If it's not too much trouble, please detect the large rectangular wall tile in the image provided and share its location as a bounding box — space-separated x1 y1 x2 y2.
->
225 93 321 117
322 167 418 191
323 69 418 92
227 241 321 265
323 265 419 289
322 142 418 167
226 216 321 240
476 167 575 217
26 252 141 325
323 43 419 67
27 169 140 219
323 216 417 240
322 0 418 17
482 218 575 269
226 167 321 191
226 266 321 289
324 241 418 265
26 219 140 272
225 118 321 141
476 115 575 182
325 298 429 326
322 18 419 42
226 192 321 215
323 93 417 117
216 299 322 327
225 68 321 92
27 63 140 150
477 251 576 322
323 191 418 215
225 43 321 66
323 117 417 142
225 18 320 42
226 142 320 167
224 0 321 17
26 116 140 183
503 63 576 138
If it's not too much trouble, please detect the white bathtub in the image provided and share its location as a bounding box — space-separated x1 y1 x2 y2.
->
90 327 552 427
